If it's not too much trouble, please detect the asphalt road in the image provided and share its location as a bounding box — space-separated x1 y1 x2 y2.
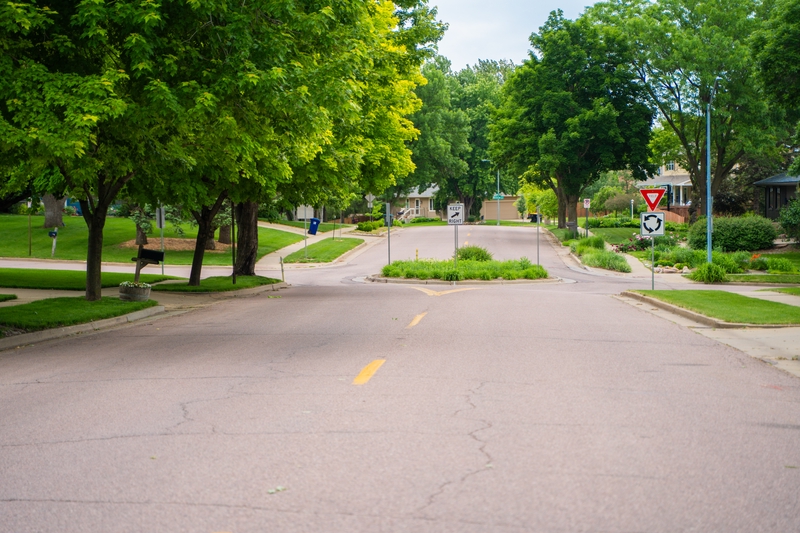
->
1 225 799 532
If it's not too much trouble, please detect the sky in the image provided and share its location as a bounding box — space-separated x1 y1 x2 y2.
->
430 0 599 70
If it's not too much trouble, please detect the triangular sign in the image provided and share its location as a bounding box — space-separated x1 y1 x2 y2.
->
640 188 666 211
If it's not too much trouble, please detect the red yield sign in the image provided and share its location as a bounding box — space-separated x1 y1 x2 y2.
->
640 188 666 211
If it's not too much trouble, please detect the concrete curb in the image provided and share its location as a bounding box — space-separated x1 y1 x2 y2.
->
365 275 562 286
0 305 166 352
150 281 290 297
621 291 796 329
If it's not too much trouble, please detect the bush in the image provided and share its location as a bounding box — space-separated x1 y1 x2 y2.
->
688 216 777 252
580 249 631 272
571 236 605 255
410 216 441 224
711 251 743 274
766 257 796 272
749 255 769 270
779 198 800 242
457 245 493 261
687 262 728 283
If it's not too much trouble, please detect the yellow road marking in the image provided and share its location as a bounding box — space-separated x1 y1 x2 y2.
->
406 312 427 329
353 360 386 385
411 287 481 297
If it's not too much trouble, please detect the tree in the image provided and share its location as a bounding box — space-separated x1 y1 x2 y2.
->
590 0 788 218
752 0 800 175
492 12 655 227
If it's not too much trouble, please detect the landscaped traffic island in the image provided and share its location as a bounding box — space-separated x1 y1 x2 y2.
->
380 246 548 281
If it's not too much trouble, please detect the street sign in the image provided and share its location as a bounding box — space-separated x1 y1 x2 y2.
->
492 193 504 200
583 198 591 209
641 212 665 236
640 188 666 211
448 203 464 225
365 194 375 208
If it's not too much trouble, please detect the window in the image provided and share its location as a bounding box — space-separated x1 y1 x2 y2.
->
666 161 675 171
429 199 435 211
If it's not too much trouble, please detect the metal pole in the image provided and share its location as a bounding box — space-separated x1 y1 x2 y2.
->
496 170 500 226
585 206 589 239
454 224 458 269
630 199 634 218
231 199 236 284
304 205 308 259
386 202 391 265
28 204 32 257
160 202 165 275
537 205 540 266
651 237 655 291
706 100 712 263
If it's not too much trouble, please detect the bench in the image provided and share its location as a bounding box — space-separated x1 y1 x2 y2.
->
132 245 165 282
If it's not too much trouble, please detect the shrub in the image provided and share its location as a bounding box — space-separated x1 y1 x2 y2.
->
457 245 493 261
730 251 752 271
687 262 728 283
442 269 462 281
571 236 605 256
580 249 631 272
357 222 373 231
749 255 769 270
779 198 800 242
711 251 742 274
410 217 441 224
688 216 777 252
766 257 795 272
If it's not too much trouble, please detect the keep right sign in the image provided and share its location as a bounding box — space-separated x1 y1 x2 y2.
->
640 188 666 211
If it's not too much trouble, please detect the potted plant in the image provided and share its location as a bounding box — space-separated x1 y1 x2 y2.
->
119 281 151 301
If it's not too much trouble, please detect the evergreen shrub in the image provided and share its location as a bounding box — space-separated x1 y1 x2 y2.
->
688 216 777 251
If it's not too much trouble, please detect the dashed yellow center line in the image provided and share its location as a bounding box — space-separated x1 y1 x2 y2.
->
353 360 386 385
406 312 427 329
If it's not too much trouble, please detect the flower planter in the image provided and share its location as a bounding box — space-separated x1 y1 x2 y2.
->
119 285 151 302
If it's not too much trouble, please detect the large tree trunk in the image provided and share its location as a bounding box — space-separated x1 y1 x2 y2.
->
235 201 259 276
218 224 231 244
205 228 217 250
566 194 579 225
189 193 227 286
135 224 148 245
556 187 567 228
43 194 66 227
81 200 108 301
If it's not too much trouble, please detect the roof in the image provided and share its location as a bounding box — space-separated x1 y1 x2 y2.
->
637 175 693 187
753 173 800 187
406 186 439 198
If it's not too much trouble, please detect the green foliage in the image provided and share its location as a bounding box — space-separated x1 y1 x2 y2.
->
0 294 17 302
492 12 655 224
766 256 796 272
0 297 157 336
570 236 606 255
457 245 493 261
687 263 728 283
688 216 777 251
409 217 442 224
520 184 558 219
592 186 624 212
151 276 279 293
779 198 800 241
381 258 548 281
580 249 632 272
711 251 743 274
283 238 364 263
357 220 386 232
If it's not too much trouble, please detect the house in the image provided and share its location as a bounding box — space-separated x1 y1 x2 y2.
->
753 173 799 220
394 186 441 221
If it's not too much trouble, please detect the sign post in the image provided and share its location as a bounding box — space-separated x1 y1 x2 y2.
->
536 205 541 266
640 189 666 291
583 198 591 238
156 204 166 274
386 202 392 265
448 203 464 270
49 228 58 257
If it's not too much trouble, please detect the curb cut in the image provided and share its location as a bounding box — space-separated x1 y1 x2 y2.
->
0 305 167 352
365 275 562 286
620 291 796 329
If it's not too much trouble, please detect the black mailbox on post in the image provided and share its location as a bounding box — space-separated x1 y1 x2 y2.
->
132 245 165 282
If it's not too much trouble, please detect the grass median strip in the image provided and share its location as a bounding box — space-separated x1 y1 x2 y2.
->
151 275 280 292
763 287 800 296
0 297 158 337
383 258 547 281
634 290 800 324
284 238 363 263
0 294 17 302
0 268 180 290
727 273 800 284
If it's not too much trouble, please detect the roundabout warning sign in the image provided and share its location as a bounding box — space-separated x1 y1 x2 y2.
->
641 212 665 236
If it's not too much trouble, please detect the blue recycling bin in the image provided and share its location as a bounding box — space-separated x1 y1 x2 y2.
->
308 217 321 235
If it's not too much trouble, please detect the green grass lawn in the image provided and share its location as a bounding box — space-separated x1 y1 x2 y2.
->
382 258 548 281
763 287 800 296
0 214 301 265
271 220 352 233
0 294 17 302
0 297 158 337
591 227 641 244
284 238 364 263
0 268 180 290
727 273 800 284
151 275 280 292
635 290 800 324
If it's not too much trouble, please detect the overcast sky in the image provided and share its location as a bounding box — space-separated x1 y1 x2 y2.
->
430 0 599 70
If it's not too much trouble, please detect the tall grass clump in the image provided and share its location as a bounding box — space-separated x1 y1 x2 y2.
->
381 258 548 281
457 245 493 261
687 262 728 283
571 236 605 255
580 249 631 272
